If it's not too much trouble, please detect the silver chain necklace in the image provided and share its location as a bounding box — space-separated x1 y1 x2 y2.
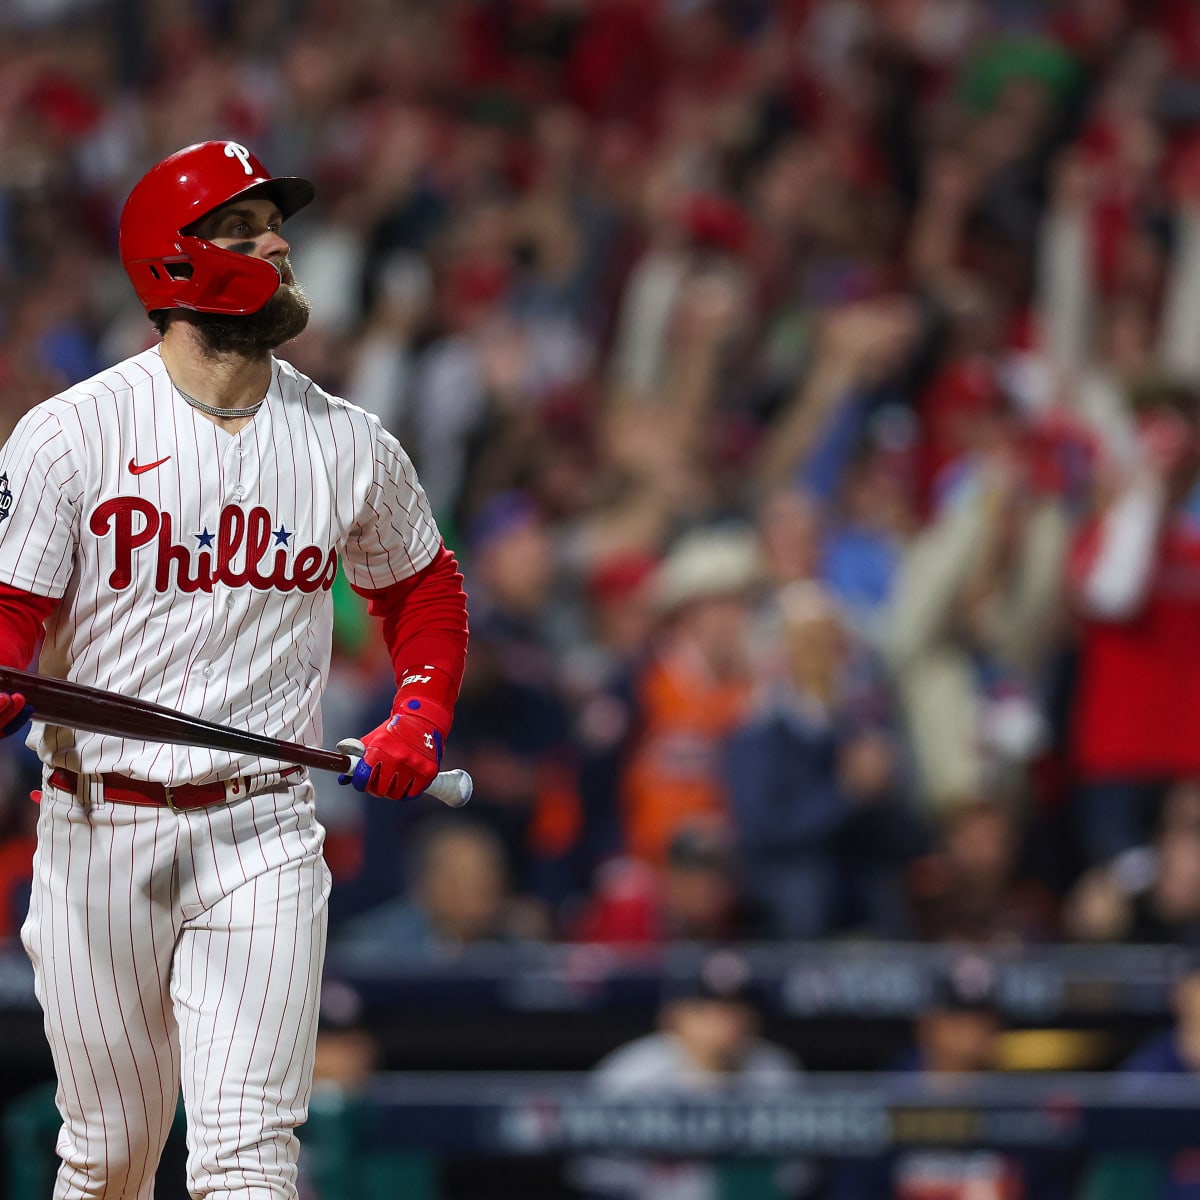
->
173 382 264 420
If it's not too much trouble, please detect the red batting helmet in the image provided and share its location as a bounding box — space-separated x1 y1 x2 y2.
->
119 140 314 317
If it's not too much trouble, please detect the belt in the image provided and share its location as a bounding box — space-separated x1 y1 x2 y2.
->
46 766 301 811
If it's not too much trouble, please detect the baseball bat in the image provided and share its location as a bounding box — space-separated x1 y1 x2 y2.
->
0 665 472 809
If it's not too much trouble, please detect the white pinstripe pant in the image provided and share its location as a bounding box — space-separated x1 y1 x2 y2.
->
21 773 331 1200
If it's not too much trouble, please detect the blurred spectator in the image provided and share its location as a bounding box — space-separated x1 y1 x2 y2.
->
725 580 926 939
915 954 1007 1073
819 414 923 646
886 374 1071 815
1079 950 1200 1199
753 485 824 593
618 524 761 865
311 979 380 1097
450 490 585 907
1068 379 1200 868
568 825 746 946
1063 779 1200 945
565 551 661 878
573 948 817 1200
828 952 1078 1200
911 797 1060 945
1030 78 1200 470
753 429 919 656
301 979 386 1200
576 250 750 570
12 0 1200 1035
754 297 925 507
333 814 547 956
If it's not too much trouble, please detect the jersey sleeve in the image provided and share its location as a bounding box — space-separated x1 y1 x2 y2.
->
340 420 442 590
0 406 80 597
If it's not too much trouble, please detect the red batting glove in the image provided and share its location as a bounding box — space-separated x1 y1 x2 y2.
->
0 692 31 738
345 698 451 800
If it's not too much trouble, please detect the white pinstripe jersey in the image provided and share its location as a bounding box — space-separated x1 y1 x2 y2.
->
0 344 440 782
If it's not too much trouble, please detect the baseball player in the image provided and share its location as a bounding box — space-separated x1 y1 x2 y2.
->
0 141 468 1199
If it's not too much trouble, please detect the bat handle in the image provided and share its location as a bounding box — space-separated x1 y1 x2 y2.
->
334 739 473 809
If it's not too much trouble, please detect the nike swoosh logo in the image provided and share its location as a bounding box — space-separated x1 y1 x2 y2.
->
128 456 171 475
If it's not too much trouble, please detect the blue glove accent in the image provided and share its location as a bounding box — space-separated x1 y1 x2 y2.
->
350 757 374 793
0 704 32 739
339 732 444 796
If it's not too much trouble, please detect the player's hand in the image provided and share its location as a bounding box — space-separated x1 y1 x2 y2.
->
338 699 450 800
0 692 32 738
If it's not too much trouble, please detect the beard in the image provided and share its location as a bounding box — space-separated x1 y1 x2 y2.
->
191 268 311 357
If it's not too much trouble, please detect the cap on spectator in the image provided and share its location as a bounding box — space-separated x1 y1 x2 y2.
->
319 978 365 1031
958 35 1081 113
586 551 660 607
465 490 538 557
651 525 762 614
927 952 1000 1014
24 75 101 140
667 825 733 871
681 192 755 257
663 948 756 1006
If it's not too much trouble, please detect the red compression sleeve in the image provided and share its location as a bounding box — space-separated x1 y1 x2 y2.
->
0 583 56 670
351 544 469 715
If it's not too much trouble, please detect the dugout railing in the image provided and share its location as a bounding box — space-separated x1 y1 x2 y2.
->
0 939 1189 1031
3 939 1197 1198
8 1070 1200 1199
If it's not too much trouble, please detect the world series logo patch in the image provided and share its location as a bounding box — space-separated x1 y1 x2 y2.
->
0 474 12 524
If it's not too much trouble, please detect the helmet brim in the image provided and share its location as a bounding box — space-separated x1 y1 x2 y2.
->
241 176 315 221
182 175 316 234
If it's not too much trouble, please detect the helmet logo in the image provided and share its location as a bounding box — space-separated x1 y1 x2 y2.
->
223 142 254 176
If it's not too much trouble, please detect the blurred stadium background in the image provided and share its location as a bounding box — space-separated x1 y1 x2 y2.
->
10 0 1200 1196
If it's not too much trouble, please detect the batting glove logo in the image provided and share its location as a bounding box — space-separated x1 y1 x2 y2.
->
0 474 12 525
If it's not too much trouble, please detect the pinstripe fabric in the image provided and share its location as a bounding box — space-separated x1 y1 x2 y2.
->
1 344 438 1196
21 773 330 1200
0 345 440 781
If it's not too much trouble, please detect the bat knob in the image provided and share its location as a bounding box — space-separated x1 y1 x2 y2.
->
433 768 473 808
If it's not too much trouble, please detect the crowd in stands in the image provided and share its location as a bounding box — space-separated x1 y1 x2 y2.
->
7 0 1200 968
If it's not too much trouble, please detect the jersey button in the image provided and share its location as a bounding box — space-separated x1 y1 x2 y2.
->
202 666 213 680
234 485 246 499
225 595 235 610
